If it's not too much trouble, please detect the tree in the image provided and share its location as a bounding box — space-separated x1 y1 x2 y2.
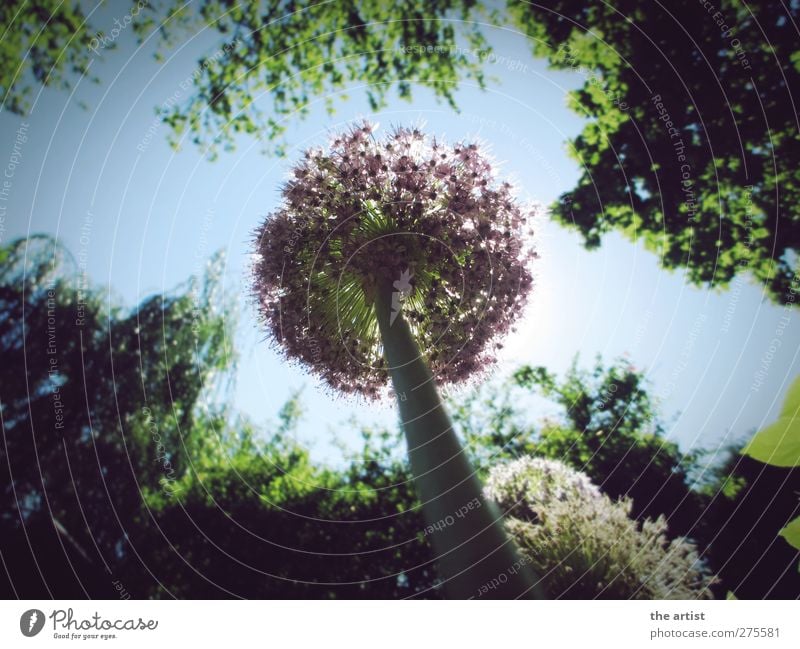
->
2 235 796 598
0 234 234 597
452 357 800 598
508 356 707 537
510 0 800 304
447 378 538 467
137 0 491 157
6 2 799 305
1 0 489 157
0 234 438 599
0 1 98 114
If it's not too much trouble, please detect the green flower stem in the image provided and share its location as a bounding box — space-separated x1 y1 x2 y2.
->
374 277 545 599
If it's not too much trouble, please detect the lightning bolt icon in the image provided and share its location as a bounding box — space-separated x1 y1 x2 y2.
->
28 611 38 632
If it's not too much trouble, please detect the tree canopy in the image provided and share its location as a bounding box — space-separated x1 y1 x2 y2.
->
0 0 98 114
511 357 707 537
1 0 490 157
510 0 800 304
0 234 235 596
3 1 798 302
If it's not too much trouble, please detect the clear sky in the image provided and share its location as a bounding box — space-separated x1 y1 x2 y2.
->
2 12 798 466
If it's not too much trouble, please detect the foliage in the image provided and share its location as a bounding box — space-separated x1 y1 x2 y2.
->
472 360 799 596
509 0 800 304
743 375 800 467
134 416 437 598
510 357 707 536
136 0 491 157
780 517 800 552
696 451 800 597
4 2 799 305
0 0 99 114
0 1 489 157
0 234 234 596
447 379 538 467
452 358 799 598
485 457 715 599
0 235 437 598
741 375 800 572
2 236 797 598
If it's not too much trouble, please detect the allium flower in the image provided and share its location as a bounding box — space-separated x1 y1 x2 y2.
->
485 457 716 599
484 456 601 520
252 122 537 397
252 122 541 599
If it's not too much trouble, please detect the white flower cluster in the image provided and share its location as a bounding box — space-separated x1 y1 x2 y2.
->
485 456 716 599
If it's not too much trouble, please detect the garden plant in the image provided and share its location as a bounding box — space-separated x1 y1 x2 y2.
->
253 123 542 598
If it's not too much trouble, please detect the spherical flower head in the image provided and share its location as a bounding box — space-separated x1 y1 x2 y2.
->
252 122 538 398
485 456 716 599
484 456 601 520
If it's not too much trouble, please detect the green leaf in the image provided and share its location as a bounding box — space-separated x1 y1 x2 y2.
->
779 376 800 419
779 516 800 551
742 416 800 467
742 377 800 467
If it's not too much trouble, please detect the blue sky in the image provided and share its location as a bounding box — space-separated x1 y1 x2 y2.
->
2 13 798 466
